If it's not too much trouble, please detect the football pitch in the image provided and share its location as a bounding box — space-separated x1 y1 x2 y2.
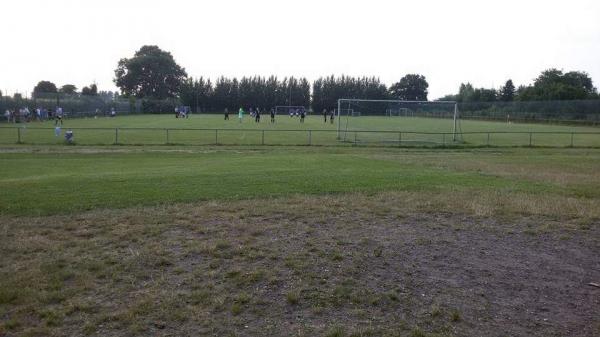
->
1 113 600 147
1 144 600 336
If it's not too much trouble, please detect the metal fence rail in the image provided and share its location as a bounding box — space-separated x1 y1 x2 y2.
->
1 126 600 148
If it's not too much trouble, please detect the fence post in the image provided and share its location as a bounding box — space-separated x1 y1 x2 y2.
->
354 131 357 145
215 129 218 145
308 130 312 146
17 127 21 143
262 130 265 145
570 132 574 147
529 132 532 147
487 133 490 146
166 129 169 144
115 128 119 144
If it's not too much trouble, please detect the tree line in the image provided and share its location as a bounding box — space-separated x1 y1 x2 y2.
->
8 45 598 114
439 69 598 103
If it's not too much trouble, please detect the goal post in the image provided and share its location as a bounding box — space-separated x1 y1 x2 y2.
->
336 98 461 143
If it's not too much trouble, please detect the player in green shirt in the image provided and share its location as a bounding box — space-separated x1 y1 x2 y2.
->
238 107 244 123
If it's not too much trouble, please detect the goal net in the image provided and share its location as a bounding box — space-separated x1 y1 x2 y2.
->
275 106 307 116
337 99 462 145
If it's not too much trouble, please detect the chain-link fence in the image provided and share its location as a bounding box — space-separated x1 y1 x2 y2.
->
1 126 599 148
458 100 600 125
0 94 185 120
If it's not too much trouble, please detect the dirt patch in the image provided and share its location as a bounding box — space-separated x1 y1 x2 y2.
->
0 197 599 337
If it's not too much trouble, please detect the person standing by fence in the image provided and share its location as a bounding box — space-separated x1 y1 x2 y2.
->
224 108 229 120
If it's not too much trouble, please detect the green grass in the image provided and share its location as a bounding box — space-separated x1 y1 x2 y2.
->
1 146 599 216
1 144 599 336
1 114 599 146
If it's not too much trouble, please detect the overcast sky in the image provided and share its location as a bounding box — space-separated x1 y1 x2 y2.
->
1 0 599 99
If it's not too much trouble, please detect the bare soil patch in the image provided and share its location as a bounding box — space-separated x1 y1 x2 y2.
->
1 194 599 337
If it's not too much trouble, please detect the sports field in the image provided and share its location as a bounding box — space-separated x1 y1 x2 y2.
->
1 144 599 336
1 114 599 147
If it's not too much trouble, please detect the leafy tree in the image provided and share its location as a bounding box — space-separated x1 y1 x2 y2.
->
499 79 515 101
389 74 429 101
516 69 597 100
33 81 57 96
457 83 475 102
114 45 187 99
60 84 78 94
81 84 98 96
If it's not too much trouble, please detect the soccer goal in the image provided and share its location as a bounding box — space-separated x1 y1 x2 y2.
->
337 99 462 145
275 106 307 116
386 108 413 117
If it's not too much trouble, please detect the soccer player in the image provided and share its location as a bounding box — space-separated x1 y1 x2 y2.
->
111 108 116 117
238 107 244 123
55 107 63 126
270 108 275 123
255 107 260 123
65 129 74 143
330 109 335 124
224 108 229 120
323 109 327 123
300 109 305 123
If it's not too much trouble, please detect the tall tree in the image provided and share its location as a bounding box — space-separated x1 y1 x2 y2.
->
499 79 515 101
517 68 598 100
60 84 78 94
33 81 57 97
114 45 187 99
180 77 213 112
81 84 98 96
389 74 429 101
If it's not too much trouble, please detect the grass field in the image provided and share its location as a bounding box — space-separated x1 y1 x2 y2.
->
1 114 599 147
1 145 600 336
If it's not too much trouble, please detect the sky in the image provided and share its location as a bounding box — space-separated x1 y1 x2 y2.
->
1 0 599 99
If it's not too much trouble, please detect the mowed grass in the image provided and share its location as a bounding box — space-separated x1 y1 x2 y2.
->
1 114 599 146
1 146 600 216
